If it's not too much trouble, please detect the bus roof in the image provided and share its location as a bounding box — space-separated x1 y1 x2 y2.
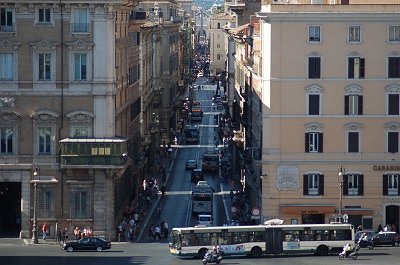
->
172 223 354 234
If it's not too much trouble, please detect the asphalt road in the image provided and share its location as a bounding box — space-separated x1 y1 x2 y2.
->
139 78 227 242
0 242 399 265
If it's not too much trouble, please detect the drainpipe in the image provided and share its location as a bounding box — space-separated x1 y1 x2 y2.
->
58 0 65 217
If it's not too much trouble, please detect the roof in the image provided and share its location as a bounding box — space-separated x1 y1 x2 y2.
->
230 23 250 36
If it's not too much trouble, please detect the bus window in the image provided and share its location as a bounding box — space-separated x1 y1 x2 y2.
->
194 233 211 246
182 234 193 246
284 230 300 242
211 233 218 245
221 232 232 244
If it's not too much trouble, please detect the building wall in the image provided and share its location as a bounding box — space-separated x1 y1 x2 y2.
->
0 1 123 238
209 17 228 76
259 3 400 229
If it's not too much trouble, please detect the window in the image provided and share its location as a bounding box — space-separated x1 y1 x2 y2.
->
72 126 89 138
348 57 365 79
217 54 221 60
38 188 55 218
308 57 321 79
388 94 399 115
72 8 88 33
344 174 364 196
0 7 14 32
388 132 399 153
71 189 91 219
74 53 87 80
217 43 220 48
38 53 51 80
345 95 363 115
0 127 13 154
389 26 400 42
217 23 221 29
347 131 359 153
388 57 400 78
303 174 324 196
38 8 51 23
308 94 320 115
383 174 399 196
305 132 323 153
0 53 13 80
348 26 361 42
308 26 321 42
38 127 52 155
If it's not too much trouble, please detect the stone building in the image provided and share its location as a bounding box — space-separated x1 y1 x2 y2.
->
257 0 400 230
0 1 130 238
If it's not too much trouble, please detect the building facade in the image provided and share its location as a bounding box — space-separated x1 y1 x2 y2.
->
209 5 229 76
0 1 129 238
257 0 400 231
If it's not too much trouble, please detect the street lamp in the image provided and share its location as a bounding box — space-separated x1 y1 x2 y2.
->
338 164 345 221
31 167 39 244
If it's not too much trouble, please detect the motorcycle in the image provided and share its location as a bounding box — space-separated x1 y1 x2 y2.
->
203 251 223 265
338 243 359 260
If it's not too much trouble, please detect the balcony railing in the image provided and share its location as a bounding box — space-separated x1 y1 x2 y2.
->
0 25 15 33
70 23 89 33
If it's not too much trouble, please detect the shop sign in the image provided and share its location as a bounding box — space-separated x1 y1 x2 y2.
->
373 165 400 171
301 210 324 215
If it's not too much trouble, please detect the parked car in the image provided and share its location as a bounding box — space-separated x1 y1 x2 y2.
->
63 237 111 252
368 231 400 249
191 168 204 182
186 159 198 170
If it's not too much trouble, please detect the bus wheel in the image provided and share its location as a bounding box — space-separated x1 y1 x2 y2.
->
250 246 262 258
198 248 208 259
316 245 329 256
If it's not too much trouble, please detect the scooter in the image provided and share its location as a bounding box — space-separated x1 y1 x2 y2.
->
203 251 223 265
338 243 359 260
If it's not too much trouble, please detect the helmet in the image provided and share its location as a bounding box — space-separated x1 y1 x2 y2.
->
213 246 217 251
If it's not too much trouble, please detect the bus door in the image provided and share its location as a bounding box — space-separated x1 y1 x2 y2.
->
265 227 283 254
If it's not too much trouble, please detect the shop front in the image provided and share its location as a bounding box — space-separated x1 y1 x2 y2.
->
280 204 336 224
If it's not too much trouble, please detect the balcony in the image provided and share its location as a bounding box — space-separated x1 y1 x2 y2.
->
0 24 15 33
60 138 127 168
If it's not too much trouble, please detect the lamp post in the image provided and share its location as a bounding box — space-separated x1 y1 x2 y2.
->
31 168 39 244
338 164 345 221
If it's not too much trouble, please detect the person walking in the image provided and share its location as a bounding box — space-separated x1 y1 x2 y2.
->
42 223 47 240
154 225 162 241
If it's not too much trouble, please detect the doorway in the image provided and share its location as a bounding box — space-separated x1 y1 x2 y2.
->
385 205 399 234
0 182 21 237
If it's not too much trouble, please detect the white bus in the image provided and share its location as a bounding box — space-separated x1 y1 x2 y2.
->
169 223 354 258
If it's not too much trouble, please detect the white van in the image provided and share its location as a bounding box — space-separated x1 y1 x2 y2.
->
197 214 213 226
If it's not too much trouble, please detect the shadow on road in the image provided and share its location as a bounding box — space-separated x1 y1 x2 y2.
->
0 255 149 265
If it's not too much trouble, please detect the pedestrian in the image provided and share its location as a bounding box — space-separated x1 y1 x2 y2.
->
148 224 155 241
57 228 62 243
154 225 162 241
230 189 234 201
42 223 47 240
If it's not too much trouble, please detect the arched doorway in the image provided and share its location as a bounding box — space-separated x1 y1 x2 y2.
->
385 205 399 234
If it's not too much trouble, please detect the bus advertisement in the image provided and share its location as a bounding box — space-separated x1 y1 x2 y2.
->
169 223 354 258
191 182 213 215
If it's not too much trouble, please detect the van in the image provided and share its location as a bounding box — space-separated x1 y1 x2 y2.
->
197 214 213 226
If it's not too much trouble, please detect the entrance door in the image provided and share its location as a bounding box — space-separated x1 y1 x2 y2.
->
0 182 21 237
386 205 399 234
